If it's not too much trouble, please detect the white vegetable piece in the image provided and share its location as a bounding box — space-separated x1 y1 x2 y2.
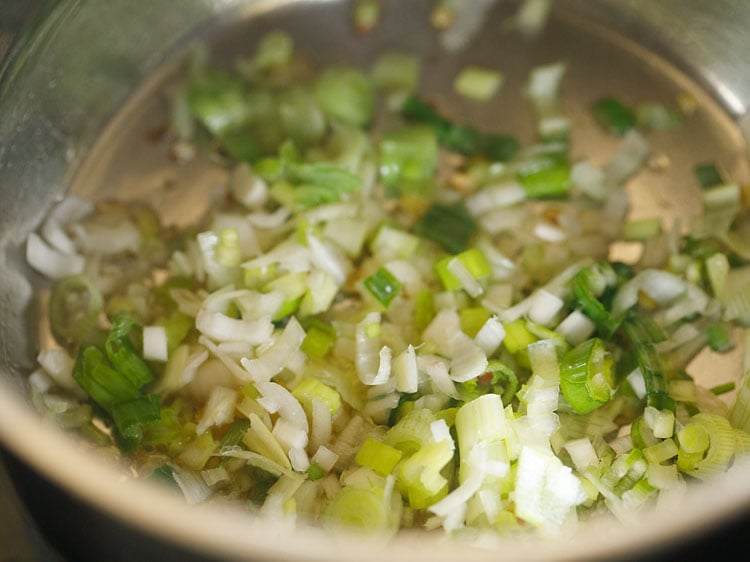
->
240 317 306 383
196 386 237 435
513 445 585 529
26 233 85 279
142 325 169 362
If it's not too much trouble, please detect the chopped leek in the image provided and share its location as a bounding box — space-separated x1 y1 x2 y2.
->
364 267 402 307
413 203 477 254
315 66 375 127
694 162 724 189
401 95 519 161
49 274 103 343
25 29 750 541
453 66 503 101
591 97 636 136
559 338 614 414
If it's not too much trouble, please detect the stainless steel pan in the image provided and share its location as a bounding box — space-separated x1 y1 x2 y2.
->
1 1 748 560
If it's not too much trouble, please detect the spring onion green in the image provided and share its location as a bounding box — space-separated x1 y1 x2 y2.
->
24 27 750 543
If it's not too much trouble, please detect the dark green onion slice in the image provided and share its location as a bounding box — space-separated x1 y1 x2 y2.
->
149 464 180 489
314 66 375 127
571 267 621 338
706 323 734 353
110 393 162 442
401 95 519 161
591 97 636 136
73 345 140 409
105 311 155 390
413 203 477 254
517 158 571 199
364 267 402 307
378 125 439 195
220 418 252 448
694 162 724 189
306 462 326 481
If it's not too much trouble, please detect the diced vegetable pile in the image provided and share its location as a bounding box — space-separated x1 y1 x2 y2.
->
25 26 750 539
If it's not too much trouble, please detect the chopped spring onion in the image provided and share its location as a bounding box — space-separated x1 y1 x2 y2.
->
401 95 520 161
591 97 637 136
706 323 734 353
315 66 375 128
453 66 503 101
413 203 477 254
517 158 571 199
694 162 724 189
371 51 420 93
355 438 404 476
364 267 402 307
25 29 750 541
378 126 439 195
559 338 614 414
353 0 381 35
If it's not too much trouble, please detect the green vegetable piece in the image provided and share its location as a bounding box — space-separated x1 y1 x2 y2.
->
517 158 571 199
694 162 724 189
324 486 392 531
355 438 404 476
379 125 439 195
401 95 519 161
502 319 537 355
706 323 734 353
571 267 621 338
479 133 520 162
397 440 452 509
110 394 161 445
141 401 194 456
622 315 667 345
487 360 520 405
384 408 436 455
73 346 140 410
149 465 179 489
105 312 154 390
413 203 477 254
49 274 103 343
300 320 337 359
363 266 402 307
187 70 249 135
219 127 266 164
315 66 375 127
414 289 435 330
371 51 420 93
560 338 615 414
287 161 361 193
710 382 736 396
460 307 491 338
292 376 341 415
353 0 381 34
306 462 325 481
220 418 252 449
437 247 492 290
635 102 682 130
453 66 503 101
252 30 294 72
277 87 326 145
633 343 672 411
160 312 194 353
591 97 636 136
